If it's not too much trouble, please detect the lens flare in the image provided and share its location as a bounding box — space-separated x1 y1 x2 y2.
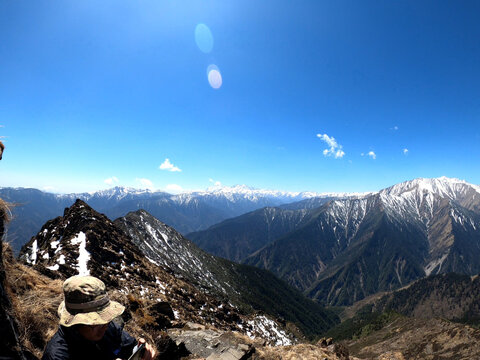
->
195 23 214 53
207 65 222 89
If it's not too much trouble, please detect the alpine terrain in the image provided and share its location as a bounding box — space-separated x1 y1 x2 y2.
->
18 200 338 342
225 177 480 305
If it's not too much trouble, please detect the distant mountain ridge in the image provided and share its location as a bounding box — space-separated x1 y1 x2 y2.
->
0 185 339 252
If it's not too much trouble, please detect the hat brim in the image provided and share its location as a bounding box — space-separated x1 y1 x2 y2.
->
58 300 125 327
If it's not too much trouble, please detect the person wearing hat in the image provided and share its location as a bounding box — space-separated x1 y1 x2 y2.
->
42 275 156 360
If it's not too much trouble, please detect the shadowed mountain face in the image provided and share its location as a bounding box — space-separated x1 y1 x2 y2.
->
211 177 480 306
187 207 312 262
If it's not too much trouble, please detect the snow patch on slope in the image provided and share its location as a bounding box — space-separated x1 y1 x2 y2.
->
70 232 90 276
247 315 292 346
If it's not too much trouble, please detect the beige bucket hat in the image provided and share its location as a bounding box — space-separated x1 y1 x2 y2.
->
58 275 125 327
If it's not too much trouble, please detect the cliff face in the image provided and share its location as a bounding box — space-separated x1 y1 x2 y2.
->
0 200 28 359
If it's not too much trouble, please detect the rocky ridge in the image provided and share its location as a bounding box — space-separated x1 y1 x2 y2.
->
113 209 339 338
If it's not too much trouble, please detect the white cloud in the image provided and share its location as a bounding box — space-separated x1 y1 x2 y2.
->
403 148 409 155
361 151 377 159
391 126 399 131
209 178 222 186
159 158 182 172
104 176 119 185
166 184 183 193
43 186 56 192
136 178 155 190
316 133 345 159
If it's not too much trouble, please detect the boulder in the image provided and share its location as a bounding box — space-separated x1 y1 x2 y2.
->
168 326 256 360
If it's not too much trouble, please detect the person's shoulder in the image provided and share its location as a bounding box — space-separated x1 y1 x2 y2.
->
42 327 70 360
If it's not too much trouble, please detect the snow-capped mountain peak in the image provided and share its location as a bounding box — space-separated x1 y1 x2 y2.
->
381 177 479 199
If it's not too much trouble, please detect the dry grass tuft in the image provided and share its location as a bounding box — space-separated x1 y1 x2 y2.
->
0 197 10 224
111 292 158 350
2 242 63 358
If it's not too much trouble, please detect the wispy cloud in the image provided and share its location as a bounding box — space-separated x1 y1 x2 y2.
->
391 125 399 131
209 178 222 186
316 133 345 159
166 184 183 193
159 158 182 172
43 186 56 192
104 176 119 185
136 178 155 190
403 148 409 155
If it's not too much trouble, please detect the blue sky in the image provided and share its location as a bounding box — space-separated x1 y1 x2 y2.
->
1 0 479 194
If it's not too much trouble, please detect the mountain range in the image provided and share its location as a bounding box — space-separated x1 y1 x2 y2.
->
4 177 480 359
5 176 480 308
189 177 480 306
0 185 337 253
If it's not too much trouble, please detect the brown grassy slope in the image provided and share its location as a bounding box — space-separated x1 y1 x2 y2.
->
3 243 63 358
347 317 480 360
253 343 360 360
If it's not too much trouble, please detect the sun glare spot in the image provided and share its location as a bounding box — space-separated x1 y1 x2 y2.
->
207 65 222 89
195 23 214 53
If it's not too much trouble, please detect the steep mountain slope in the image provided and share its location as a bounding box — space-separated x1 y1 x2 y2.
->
1 186 322 253
187 193 372 263
114 210 339 338
187 207 312 262
246 177 480 305
325 273 480 344
372 272 480 324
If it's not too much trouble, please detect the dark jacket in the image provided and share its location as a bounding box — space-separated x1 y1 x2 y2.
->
42 322 136 360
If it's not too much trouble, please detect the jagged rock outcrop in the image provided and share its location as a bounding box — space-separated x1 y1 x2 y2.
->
167 323 259 360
